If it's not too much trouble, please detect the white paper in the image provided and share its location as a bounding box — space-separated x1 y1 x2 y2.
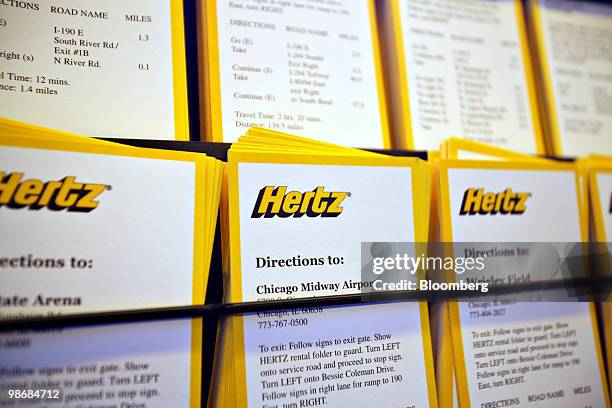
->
242 303 430 408
446 166 607 406
214 0 385 147
596 173 612 237
0 0 176 139
0 146 197 318
398 0 539 152
537 0 612 155
236 162 414 300
234 160 434 406
0 319 195 407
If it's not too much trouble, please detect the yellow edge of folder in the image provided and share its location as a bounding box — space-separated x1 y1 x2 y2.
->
0 121 225 407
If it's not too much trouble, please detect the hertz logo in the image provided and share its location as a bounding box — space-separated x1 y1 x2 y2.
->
251 186 348 218
460 188 529 216
0 172 109 212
